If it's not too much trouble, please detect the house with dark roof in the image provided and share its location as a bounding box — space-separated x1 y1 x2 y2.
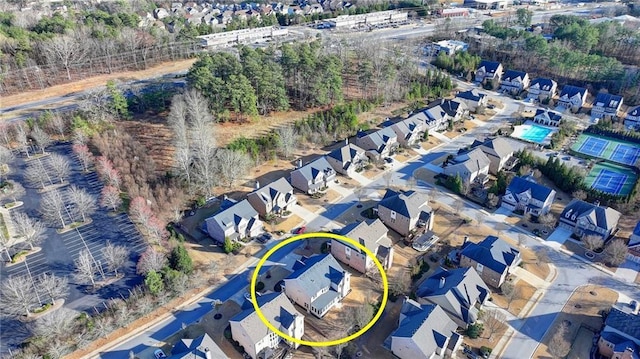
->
428 98 469 122
591 93 624 121
205 199 263 244
377 189 433 237
417 267 490 328
475 60 503 83
533 109 562 127
442 147 491 187
500 70 530 95
455 89 488 113
283 254 351 318
558 199 622 240
501 176 556 217
628 221 640 262
326 143 367 177
332 219 394 273
390 299 462 359
625 106 640 129
557 85 588 113
290 157 337 194
598 303 640 359
459 236 521 287
167 333 227 359
230 292 304 359
420 105 451 131
389 117 427 146
247 177 297 218
478 137 515 174
527 78 557 101
355 127 399 161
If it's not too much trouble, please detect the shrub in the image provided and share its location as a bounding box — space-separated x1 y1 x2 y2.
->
466 323 484 338
11 250 29 263
320 242 329 254
256 282 265 291
169 245 193 274
480 346 493 356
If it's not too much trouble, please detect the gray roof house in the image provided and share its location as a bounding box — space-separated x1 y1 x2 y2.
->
478 137 515 174
455 89 488 113
355 127 399 161
230 292 304 359
205 199 264 244
533 109 562 127
557 85 588 113
417 267 490 328
167 333 227 359
500 69 530 95
475 60 503 83
290 156 337 194
390 299 462 359
283 254 351 318
421 105 451 131
591 92 624 121
326 143 367 177
527 78 557 101
377 189 433 237
501 176 556 217
628 221 640 261
428 98 469 121
459 236 522 287
625 106 640 129
558 199 622 240
598 304 640 359
332 219 394 273
442 147 491 186
389 118 427 146
247 177 297 217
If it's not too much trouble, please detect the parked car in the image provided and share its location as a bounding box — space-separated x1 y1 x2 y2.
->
384 157 393 164
154 349 167 359
294 226 306 235
258 233 273 243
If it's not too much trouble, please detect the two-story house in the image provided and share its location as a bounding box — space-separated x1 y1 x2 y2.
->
500 70 530 95
377 189 433 237
230 292 304 359
455 89 488 113
459 236 521 288
527 78 557 102
558 199 622 240
332 219 394 274
205 199 264 244
475 60 503 83
591 92 624 121
355 127 399 161
428 98 469 123
290 157 337 194
533 109 562 127
421 105 451 132
167 333 227 359
326 142 367 178
390 299 462 359
625 106 640 129
598 303 640 359
247 177 297 218
557 85 589 113
627 221 640 263
501 176 556 217
478 137 515 175
442 148 491 187
388 118 427 147
416 267 490 328
283 254 351 318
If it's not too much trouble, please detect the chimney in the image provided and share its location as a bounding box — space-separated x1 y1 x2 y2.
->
463 236 469 243
593 200 600 207
297 159 303 168
204 348 211 359
255 180 260 190
439 277 445 289
345 138 349 145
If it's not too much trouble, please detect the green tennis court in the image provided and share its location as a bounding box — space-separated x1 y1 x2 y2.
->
584 162 637 196
572 133 640 166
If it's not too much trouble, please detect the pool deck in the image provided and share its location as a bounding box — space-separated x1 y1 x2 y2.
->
510 121 559 145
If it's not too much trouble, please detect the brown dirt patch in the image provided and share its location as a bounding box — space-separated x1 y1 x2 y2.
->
118 120 175 175
487 98 505 110
265 214 304 233
394 152 412 163
296 189 342 213
362 166 385 179
520 248 551 280
475 110 497 121
464 321 509 354
421 137 442 151
490 279 537 316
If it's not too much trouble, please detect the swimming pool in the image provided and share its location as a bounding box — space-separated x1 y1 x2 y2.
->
511 123 555 144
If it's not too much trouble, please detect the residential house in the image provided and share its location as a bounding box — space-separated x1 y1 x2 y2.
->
455 89 488 113
478 137 515 174
355 127 399 161
501 176 556 216
205 199 263 244
332 219 394 273
326 143 367 177
290 157 337 194
474 60 503 83
421 106 450 131
416 267 490 328
428 98 469 122
388 118 427 146
625 106 640 129
558 199 622 240
598 303 640 359
230 292 304 359
390 299 462 359
500 70 530 95
247 178 297 218
627 221 640 263
533 109 562 127
283 254 351 318
527 78 557 102
377 189 433 237
167 333 227 359
459 236 522 287
442 148 491 187
591 93 624 121
557 85 588 112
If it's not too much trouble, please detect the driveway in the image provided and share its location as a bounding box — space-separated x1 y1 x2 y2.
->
546 227 572 248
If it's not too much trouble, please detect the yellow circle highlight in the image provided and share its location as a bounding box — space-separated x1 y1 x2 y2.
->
250 232 389 347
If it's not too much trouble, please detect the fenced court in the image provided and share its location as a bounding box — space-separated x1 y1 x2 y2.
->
584 162 638 196
572 133 640 166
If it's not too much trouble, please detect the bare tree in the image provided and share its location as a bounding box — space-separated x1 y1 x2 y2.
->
96 156 121 189
487 193 499 207
582 234 604 252
41 33 88 80
481 309 507 340
0 146 13 180
192 156 218 197
277 126 298 159
536 247 551 265
532 169 542 179
30 125 51 154
48 153 71 183
405 176 417 191
40 190 67 228
383 171 394 188
538 213 556 232
0 275 40 316
74 249 96 287
100 186 122 212
349 303 374 331
32 308 77 340
12 212 46 250
389 273 411 298
475 212 487 225
517 233 527 248
47 112 67 139
102 241 128 277
453 198 464 215
14 121 30 158
604 239 628 266
72 144 93 172
68 186 97 222
136 247 166 275
572 190 587 201
216 149 251 188
501 281 520 310
36 273 69 304
0 124 13 146
24 160 50 189
548 321 571 359
496 222 508 237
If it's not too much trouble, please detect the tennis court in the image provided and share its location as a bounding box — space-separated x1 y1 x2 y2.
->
584 162 637 196
572 134 640 166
